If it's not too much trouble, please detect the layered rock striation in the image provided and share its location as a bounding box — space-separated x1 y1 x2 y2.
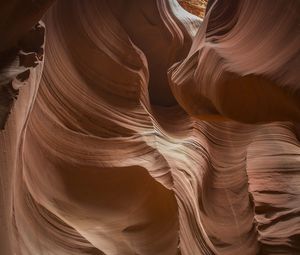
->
0 0 299 254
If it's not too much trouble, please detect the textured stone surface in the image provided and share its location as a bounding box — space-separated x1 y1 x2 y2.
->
0 1 299 254
178 0 207 18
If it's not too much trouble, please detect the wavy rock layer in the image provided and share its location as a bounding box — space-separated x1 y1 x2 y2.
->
170 0 300 123
0 0 300 255
0 21 46 254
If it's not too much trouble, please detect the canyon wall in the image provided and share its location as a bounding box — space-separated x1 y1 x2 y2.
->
0 0 299 254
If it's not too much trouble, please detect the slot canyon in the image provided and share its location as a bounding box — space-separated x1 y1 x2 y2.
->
0 0 300 254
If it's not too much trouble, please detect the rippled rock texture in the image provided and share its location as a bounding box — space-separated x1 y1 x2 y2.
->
0 0 300 254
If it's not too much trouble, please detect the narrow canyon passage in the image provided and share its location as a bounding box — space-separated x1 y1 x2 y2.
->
0 0 300 254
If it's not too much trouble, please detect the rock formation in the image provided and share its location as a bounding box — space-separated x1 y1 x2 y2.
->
0 0 299 254
178 0 207 18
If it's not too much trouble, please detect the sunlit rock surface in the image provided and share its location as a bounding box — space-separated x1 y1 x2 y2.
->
178 0 207 18
0 0 299 254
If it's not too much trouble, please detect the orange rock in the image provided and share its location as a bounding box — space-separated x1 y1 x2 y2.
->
178 0 208 18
